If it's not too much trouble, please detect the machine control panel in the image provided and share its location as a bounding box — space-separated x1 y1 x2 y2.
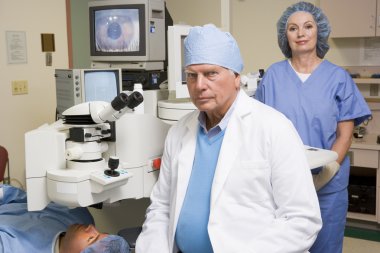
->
90 168 132 186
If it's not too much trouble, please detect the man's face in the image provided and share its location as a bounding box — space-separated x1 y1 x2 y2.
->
185 64 240 119
60 224 108 253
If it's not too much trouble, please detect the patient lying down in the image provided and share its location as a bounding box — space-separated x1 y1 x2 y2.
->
59 223 129 253
0 184 130 253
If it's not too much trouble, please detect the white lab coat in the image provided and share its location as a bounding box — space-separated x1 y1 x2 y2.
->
136 90 322 253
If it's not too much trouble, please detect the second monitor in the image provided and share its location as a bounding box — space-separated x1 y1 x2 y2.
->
55 68 122 118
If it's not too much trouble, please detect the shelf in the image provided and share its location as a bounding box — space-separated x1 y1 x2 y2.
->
347 212 377 222
353 78 380 84
352 78 380 102
365 98 380 103
348 146 379 224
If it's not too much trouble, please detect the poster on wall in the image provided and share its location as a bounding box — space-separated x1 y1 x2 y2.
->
359 38 380 66
6 31 27 64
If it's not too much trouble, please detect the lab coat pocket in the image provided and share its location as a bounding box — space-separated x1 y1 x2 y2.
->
228 160 271 203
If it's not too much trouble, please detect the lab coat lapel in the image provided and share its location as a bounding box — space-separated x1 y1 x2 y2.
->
175 112 199 216
210 91 251 208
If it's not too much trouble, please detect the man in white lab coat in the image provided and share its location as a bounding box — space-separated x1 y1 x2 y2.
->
136 24 322 253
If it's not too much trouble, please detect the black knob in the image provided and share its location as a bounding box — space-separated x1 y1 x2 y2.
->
259 69 265 78
104 156 120 177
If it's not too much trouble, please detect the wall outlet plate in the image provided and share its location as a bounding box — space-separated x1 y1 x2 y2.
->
11 80 28 95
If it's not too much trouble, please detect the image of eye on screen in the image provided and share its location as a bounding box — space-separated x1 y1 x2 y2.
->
95 9 140 52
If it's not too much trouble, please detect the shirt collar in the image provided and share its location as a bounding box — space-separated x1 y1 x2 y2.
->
198 92 239 137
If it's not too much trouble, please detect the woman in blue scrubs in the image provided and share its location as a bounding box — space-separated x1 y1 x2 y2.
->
255 2 371 253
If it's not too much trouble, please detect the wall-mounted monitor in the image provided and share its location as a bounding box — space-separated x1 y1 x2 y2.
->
88 0 172 71
55 68 122 118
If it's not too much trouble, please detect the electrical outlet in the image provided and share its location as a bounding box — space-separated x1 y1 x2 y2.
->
11 80 28 95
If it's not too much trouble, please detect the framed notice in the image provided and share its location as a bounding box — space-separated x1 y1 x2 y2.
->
6 31 27 64
359 38 380 66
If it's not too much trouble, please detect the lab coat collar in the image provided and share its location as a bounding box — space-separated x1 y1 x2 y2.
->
210 90 251 208
176 90 252 212
174 111 199 231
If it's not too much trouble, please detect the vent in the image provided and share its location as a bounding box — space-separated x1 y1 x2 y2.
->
63 114 96 125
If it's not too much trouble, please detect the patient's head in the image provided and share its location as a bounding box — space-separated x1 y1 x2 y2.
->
60 224 130 253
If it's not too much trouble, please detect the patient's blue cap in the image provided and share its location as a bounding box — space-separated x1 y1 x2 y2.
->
81 235 130 253
184 24 244 73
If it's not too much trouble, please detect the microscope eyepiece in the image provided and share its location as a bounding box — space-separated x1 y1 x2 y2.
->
126 91 144 109
110 92 143 111
111 93 129 111
93 91 144 123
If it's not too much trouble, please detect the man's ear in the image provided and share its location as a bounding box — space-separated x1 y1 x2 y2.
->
235 74 241 89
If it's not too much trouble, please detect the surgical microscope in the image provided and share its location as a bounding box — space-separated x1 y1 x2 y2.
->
25 90 170 211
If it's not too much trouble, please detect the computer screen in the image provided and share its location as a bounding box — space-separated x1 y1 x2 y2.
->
88 0 172 71
90 4 145 57
55 68 122 119
83 69 121 102
94 8 141 53
167 25 191 98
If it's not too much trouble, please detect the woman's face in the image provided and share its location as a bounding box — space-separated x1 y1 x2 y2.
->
286 11 318 57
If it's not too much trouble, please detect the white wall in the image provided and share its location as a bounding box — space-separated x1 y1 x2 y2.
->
0 0 69 188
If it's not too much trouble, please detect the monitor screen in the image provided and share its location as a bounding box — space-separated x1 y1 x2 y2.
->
89 4 146 57
167 25 191 98
83 69 121 102
94 8 140 53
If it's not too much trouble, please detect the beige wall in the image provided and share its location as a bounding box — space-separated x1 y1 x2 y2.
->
166 0 221 27
0 0 68 188
167 0 370 73
69 0 371 73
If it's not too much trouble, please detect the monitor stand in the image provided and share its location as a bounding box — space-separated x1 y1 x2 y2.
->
91 61 164 71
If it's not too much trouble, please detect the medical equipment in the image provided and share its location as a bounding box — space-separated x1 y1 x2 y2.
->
240 72 261 97
122 69 167 91
25 90 171 211
157 25 197 124
55 68 122 118
88 0 173 71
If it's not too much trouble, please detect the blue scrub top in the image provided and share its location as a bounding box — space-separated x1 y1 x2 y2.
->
0 185 94 253
256 60 371 193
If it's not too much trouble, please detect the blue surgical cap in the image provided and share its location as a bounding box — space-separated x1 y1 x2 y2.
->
81 235 130 253
184 24 244 73
277 1 331 58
